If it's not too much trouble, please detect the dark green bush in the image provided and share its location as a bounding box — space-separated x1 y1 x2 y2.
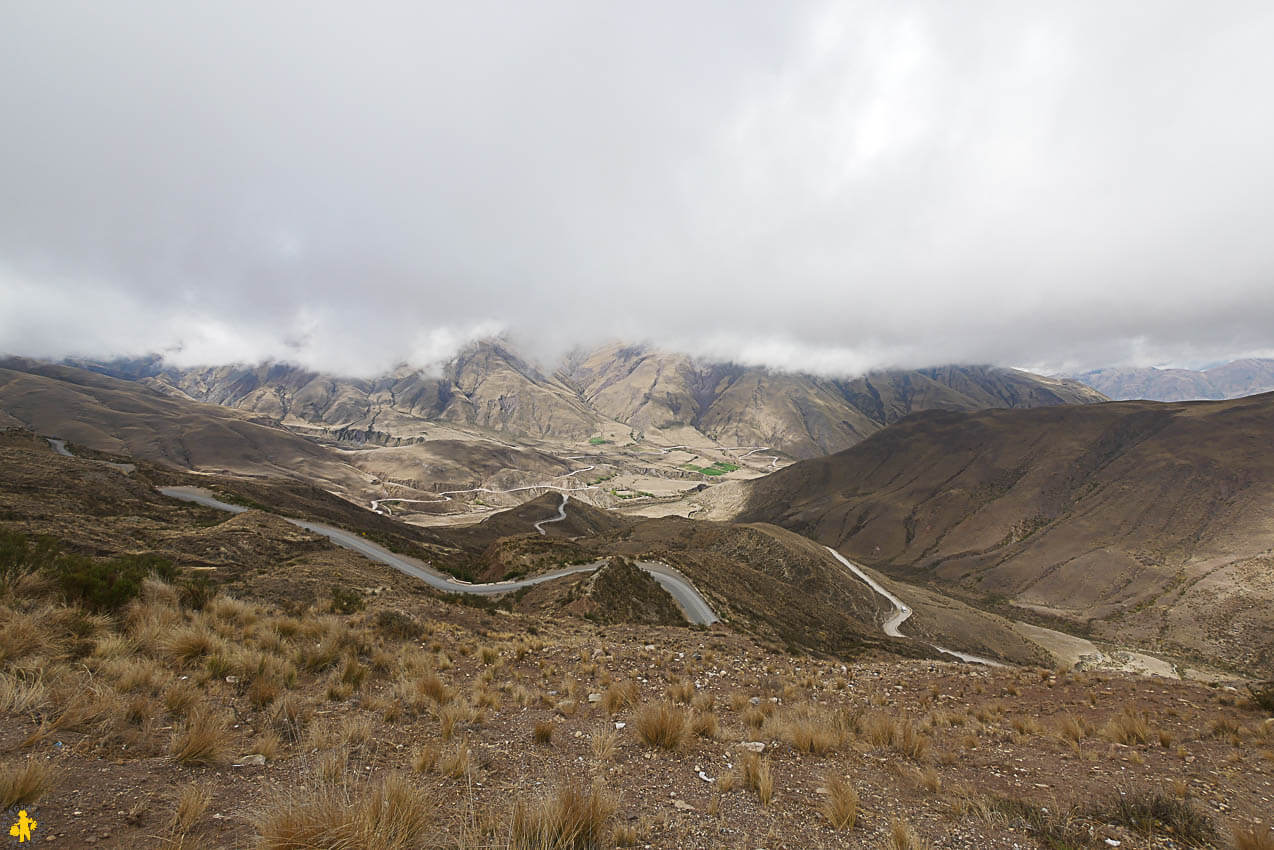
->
331 584 365 614
1248 681 1274 713
374 609 421 640
46 551 179 612
0 529 59 591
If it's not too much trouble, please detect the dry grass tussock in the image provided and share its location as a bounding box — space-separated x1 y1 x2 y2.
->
820 772 858 830
741 752 774 805
886 817 931 850
170 782 211 835
634 701 688 750
0 758 55 809
781 703 846 754
862 712 929 761
510 779 616 850
1101 706 1154 746
256 772 433 850
602 680 638 715
170 707 232 765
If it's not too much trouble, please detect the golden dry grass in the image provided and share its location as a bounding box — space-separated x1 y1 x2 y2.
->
439 742 473 780
1057 713 1090 742
634 701 688 750
820 772 858 829
690 710 719 739
741 752 774 805
170 707 231 766
170 782 211 835
602 680 638 715
1101 707 1153 746
510 779 616 850
783 705 844 755
590 727 618 762
886 817 931 850
0 672 46 715
256 773 432 850
0 758 55 809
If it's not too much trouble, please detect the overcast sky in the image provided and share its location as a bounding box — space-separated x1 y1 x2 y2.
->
3 1 1273 377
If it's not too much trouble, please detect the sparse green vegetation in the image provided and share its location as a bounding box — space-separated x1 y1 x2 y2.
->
330 584 365 614
683 460 739 476
588 436 611 445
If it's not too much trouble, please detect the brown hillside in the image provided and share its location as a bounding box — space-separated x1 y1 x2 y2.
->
0 360 370 494
737 394 1274 675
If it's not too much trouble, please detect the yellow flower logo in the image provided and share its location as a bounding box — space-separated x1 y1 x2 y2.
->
8 810 36 843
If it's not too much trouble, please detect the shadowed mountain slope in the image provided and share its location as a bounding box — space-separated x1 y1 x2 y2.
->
735 394 1274 674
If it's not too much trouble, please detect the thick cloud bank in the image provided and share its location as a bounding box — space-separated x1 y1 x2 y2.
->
3 1 1273 376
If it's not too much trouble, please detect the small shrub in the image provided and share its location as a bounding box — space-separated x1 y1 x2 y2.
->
1099 790 1216 845
1247 680 1274 713
179 573 216 610
0 530 58 593
534 721 554 745
330 585 365 614
374 609 422 640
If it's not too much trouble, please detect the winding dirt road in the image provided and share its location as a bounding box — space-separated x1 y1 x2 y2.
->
824 547 1001 666
532 492 569 535
160 486 719 626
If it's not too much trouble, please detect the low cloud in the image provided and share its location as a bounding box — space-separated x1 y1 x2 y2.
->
2 2 1272 376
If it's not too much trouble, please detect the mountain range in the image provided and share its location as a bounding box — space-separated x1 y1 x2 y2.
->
71 340 1106 459
1072 358 1274 402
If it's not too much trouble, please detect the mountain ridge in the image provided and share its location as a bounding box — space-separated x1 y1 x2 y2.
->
71 340 1107 460
1071 357 1274 401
